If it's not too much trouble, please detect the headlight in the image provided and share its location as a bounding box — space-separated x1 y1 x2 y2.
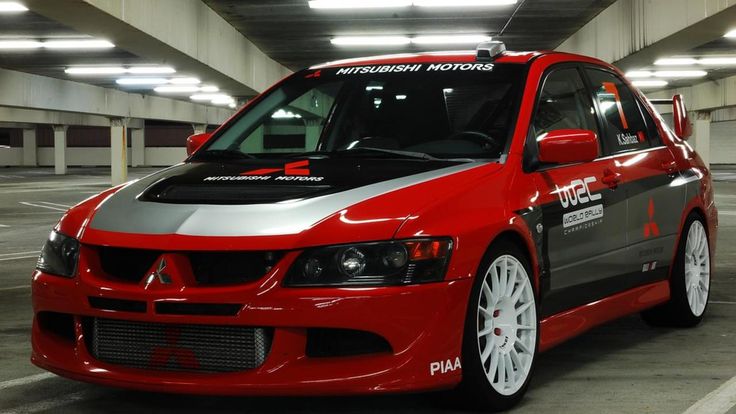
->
284 238 453 287
36 231 80 278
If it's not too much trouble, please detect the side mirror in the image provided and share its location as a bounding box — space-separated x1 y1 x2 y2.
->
537 129 599 164
672 94 692 140
186 132 211 156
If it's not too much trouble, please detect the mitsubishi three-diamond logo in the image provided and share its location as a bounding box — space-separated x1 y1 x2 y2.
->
145 258 172 285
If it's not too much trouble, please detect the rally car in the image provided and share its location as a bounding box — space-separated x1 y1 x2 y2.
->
31 42 717 411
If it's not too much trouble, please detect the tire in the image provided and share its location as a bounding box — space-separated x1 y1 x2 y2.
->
642 214 711 327
458 240 539 412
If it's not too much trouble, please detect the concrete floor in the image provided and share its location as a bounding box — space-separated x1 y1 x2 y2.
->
1 166 735 413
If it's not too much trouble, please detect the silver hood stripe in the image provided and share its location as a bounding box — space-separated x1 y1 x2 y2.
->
89 162 486 237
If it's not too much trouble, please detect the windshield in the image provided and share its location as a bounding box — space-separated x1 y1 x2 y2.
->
196 62 526 161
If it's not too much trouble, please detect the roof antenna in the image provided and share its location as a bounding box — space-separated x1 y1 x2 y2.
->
476 41 506 62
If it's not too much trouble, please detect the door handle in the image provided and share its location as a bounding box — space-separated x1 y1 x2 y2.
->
662 160 678 175
602 169 622 188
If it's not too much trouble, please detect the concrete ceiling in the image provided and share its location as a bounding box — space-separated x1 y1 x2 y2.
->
0 11 199 92
202 0 619 70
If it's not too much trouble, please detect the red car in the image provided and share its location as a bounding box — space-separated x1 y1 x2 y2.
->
32 42 717 411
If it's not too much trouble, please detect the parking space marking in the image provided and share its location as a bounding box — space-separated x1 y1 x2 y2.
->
35 201 71 208
718 211 736 216
683 374 736 414
18 202 67 212
0 251 38 257
0 224 9 228
0 285 29 292
0 373 55 391
0 255 39 262
0 391 88 414
711 301 736 305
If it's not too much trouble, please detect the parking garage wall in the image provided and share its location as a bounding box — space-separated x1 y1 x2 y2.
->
0 124 195 167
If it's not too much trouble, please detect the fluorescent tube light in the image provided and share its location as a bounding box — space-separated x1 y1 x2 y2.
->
654 70 707 78
0 2 28 12
331 36 411 46
190 94 224 101
632 80 668 88
724 29 736 38
116 78 168 86
698 57 736 66
414 0 517 6
44 39 114 49
199 85 219 93
155 85 200 93
625 71 653 78
412 35 493 44
169 77 200 85
654 58 698 66
0 40 42 49
309 0 412 8
127 66 176 74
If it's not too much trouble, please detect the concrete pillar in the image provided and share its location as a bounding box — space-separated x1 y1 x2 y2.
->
22 127 37 166
192 124 208 135
52 125 68 175
110 118 128 186
131 127 145 167
693 111 711 168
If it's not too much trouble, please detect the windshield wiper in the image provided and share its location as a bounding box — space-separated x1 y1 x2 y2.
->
335 147 437 160
194 149 255 160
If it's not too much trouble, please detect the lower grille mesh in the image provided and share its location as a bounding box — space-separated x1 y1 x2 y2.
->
86 318 271 373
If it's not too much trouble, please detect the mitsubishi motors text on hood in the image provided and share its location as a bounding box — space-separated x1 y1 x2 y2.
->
31 44 717 411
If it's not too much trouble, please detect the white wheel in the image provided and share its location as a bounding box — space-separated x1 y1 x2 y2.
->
684 220 710 317
476 255 537 396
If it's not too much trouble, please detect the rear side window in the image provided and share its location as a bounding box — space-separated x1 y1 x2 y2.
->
586 69 650 154
533 68 599 139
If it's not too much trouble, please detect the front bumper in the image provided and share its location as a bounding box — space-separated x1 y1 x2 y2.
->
31 254 472 395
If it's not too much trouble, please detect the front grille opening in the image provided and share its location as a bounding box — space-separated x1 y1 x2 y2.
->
155 302 242 316
189 252 283 285
89 297 146 313
84 318 272 373
98 247 161 283
37 311 75 342
306 328 392 358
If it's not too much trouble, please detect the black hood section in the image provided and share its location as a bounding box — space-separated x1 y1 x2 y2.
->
140 158 465 205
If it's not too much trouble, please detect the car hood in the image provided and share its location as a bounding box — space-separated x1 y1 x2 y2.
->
81 158 497 244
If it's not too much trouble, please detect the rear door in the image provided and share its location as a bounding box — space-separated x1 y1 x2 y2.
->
528 66 629 318
583 67 686 287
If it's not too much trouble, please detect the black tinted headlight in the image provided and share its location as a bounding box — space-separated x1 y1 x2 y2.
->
36 231 80 278
284 238 452 287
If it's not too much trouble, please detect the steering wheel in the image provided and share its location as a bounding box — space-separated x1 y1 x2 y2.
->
447 131 503 154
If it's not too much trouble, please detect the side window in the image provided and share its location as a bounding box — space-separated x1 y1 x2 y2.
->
585 69 650 154
533 68 599 140
637 100 663 146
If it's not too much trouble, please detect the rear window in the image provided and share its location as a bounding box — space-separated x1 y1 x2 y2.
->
198 63 526 160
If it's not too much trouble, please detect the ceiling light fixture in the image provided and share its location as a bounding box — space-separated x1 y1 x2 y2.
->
199 85 219 93
154 85 200 93
331 36 411 46
411 34 493 44
116 78 169 86
309 0 411 8
654 70 708 78
654 58 698 66
0 2 28 12
724 29 736 38
698 57 736 65
0 40 42 49
189 93 223 101
632 80 668 88
43 39 115 49
413 0 517 6
168 77 201 85
127 66 176 74
625 71 653 78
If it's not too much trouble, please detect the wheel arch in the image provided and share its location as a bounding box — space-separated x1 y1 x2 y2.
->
481 228 540 295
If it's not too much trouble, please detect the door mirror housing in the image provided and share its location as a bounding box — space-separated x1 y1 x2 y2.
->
537 129 599 165
672 94 692 140
186 132 211 156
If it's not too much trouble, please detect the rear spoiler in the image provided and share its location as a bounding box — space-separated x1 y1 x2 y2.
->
648 95 692 140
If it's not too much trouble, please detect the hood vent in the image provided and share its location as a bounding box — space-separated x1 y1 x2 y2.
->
141 183 332 205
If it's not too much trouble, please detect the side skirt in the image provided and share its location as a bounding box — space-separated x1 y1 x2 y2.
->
538 280 670 352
